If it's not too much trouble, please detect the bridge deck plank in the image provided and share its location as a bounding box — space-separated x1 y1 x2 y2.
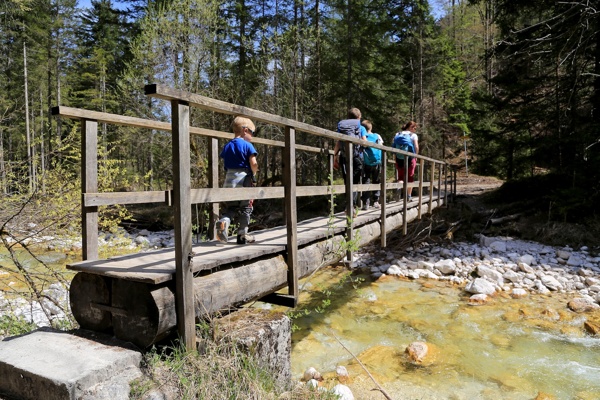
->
67 199 419 284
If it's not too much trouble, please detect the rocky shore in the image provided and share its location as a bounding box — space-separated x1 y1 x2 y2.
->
358 234 600 311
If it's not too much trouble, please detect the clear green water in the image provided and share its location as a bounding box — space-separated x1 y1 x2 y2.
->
289 267 600 399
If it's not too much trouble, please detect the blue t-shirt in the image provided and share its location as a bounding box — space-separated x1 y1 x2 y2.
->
220 137 258 170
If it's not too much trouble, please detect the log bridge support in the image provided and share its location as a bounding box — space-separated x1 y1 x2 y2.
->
53 85 451 350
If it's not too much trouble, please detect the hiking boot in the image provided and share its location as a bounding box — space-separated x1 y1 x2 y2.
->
215 218 229 243
237 233 256 244
373 201 381 209
361 201 369 211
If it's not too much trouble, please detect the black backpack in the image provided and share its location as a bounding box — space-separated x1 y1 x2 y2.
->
337 119 362 158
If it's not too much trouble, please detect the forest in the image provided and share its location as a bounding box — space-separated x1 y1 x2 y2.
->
1 0 599 236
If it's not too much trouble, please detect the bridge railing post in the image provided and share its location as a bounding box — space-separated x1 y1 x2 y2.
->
171 100 195 351
417 158 424 219
284 126 298 304
402 156 408 235
429 161 435 213
444 163 449 206
437 163 442 205
328 150 334 216
344 141 354 263
82 119 98 261
380 150 387 248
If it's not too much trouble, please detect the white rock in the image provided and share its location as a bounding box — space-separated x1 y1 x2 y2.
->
518 254 536 265
336 365 349 379
476 265 504 286
535 280 551 294
519 263 535 273
511 288 528 298
588 285 600 293
331 384 354 400
585 277 600 286
541 275 562 291
434 259 456 275
567 256 583 267
465 278 496 295
386 265 403 276
418 260 435 271
469 294 488 304
556 250 571 260
503 270 521 283
303 367 321 381
306 379 319 389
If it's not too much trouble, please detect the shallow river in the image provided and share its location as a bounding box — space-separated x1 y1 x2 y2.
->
289 267 600 400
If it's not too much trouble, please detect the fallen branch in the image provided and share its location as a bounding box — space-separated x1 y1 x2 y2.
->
329 329 393 400
489 213 523 226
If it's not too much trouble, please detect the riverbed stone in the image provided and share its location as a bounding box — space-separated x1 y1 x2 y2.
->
468 294 488 305
583 321 600 335
434 259 456 275
465 278 496 295
405 341 428 363
541 275 562 291
331 384 354 400
568 297 600 312
476 265 504 286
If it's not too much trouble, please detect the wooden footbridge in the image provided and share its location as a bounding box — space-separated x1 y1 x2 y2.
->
52 84 453 350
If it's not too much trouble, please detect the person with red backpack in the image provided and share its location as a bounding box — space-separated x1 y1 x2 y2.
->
393 121 419 201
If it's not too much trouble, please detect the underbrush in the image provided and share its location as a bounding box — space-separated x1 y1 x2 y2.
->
129 325 340 400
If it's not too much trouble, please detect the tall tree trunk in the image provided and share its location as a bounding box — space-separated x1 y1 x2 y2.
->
24 42 34 193
346 0 352 107
40 89 45 193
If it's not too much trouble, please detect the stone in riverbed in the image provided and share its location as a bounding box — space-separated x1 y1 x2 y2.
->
465 278 496 295
434 259 456 275
541 275 562 291
468 294 489 305
405 341 428 363
336 365 349 383
331 384 354 400
511 288 528 298
568 298 600 313
584 321 600 335
303 366 322 381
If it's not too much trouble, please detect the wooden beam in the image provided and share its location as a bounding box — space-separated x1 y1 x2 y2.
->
82 120 98 261
283 126 298 303
83 191 169 206
171 100 195 351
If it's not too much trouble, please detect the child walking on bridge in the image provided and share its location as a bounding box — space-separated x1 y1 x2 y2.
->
215 116 259 244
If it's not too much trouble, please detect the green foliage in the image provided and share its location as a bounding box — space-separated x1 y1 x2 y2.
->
0 315 37 337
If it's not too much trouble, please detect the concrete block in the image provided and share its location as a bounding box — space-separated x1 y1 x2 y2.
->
214 309 292 391
0 328 142 400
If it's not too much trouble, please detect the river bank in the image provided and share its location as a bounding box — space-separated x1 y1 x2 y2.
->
289 235 600 399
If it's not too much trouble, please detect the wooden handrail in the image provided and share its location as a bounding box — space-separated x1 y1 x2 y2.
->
144 84 441 164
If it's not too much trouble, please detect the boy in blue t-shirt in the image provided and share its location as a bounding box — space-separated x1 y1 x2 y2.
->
215 116 259 244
